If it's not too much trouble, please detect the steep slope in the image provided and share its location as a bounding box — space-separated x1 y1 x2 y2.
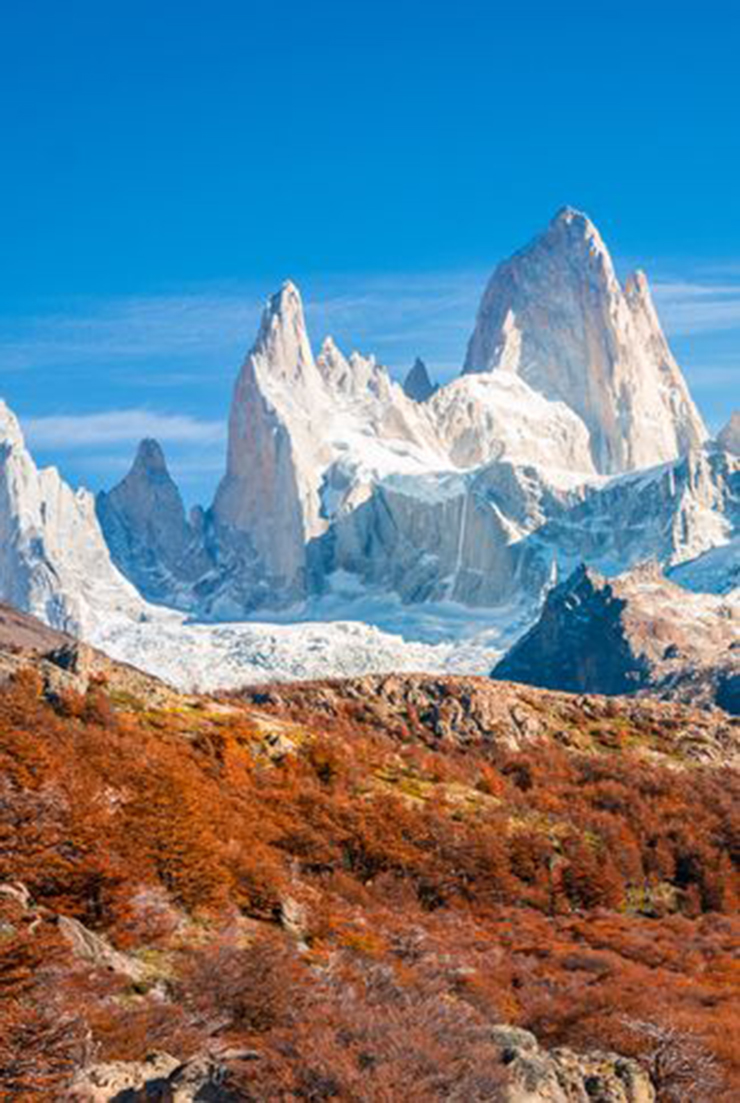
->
0 401 144 637
463 207 707 473
525 446 739 585
492 563 739 711
430 371 594 474
211 282 320 607
321 460 585 607
2 620 740 1098
208 279 597 616
2 209 735 662
671 536 740 595
718 411 740 455
403 357 438 401
96 439 212 608
210 283 448 612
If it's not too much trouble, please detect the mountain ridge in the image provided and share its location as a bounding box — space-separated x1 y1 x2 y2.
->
0 208 737 690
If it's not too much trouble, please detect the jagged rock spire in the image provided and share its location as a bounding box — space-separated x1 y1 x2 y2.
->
403 358 438 402
0 399 26 450
96 439 208 607
251 279 319 389
718 412 740 455
463 208 707 474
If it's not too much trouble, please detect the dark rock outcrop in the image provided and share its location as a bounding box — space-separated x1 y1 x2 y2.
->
492 564 739 712
403 357 438 402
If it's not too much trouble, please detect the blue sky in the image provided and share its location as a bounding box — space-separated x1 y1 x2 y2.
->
1 0 738 504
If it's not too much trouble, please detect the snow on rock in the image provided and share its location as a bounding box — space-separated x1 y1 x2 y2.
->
0 401 145 637
95 210 720 624
211 281 317 604
524 448 739 587
463 207 707 473
1 207 736 693
492 562 739 711
430 371 595 475
205 271 604 616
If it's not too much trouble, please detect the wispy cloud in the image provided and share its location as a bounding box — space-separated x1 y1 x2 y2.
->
2 268 738 388
0 291 260 374
0 272 486 381
24 409 225 449
651 278 740 335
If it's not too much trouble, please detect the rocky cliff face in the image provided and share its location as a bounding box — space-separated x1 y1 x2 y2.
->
463 208 707 474
492 563 739 712
0 401 144 637
718 411 740 455
96 439 212 608
207 276 599 615
403 357 438 401
527 447 739 584
211 282 319 606
196 210 720 618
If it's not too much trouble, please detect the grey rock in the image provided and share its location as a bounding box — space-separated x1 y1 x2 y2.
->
403 357 438 402
493 563 739 712
97 439 213 610
57 915 146 981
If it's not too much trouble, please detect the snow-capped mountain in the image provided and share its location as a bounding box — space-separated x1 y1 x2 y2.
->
523 446 739 587
0 401 144 637
0 207 736 690
205 272 601 615
464 207 707 473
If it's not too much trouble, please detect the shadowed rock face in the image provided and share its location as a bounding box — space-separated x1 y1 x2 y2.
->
96 439 212 608
403 358 438 402
494 566 649 697
492 564 739 712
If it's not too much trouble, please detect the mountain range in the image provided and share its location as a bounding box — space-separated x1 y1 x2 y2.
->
0 207 737 694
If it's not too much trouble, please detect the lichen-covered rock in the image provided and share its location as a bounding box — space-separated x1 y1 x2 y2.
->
490 1026 654 1102
57 915 146 982
68 1053 181 1101
240 671 740 768
69 1049 258 1101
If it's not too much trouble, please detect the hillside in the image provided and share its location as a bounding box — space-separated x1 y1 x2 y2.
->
0 615 738 1099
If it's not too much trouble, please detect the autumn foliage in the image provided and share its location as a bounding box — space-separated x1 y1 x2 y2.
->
0 665 738 1098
